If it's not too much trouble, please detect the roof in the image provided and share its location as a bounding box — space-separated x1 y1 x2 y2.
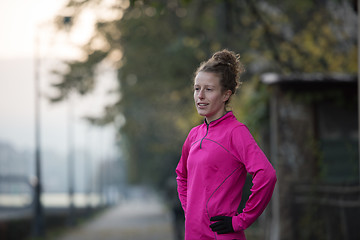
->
261 73 357 85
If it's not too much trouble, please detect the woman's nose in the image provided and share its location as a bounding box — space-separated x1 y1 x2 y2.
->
198 89 205 99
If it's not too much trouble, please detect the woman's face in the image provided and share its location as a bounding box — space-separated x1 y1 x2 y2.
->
194 71 231 123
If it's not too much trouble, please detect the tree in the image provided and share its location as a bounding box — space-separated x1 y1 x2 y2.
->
51 0 357 188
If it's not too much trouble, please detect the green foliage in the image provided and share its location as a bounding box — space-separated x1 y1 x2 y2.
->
232 76 269 133
51 0 358 188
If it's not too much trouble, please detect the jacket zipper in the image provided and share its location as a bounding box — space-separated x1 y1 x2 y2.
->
200 122 209 149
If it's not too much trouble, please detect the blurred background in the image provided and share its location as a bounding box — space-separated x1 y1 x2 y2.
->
0 0 359 240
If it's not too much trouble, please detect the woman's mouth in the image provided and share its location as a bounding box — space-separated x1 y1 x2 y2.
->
197 103 208 108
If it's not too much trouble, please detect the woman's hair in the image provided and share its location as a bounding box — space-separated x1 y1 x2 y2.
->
195 49 245 104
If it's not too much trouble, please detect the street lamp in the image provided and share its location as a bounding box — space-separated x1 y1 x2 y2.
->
32 24 45 237
67 92 76 226
61 15 77 226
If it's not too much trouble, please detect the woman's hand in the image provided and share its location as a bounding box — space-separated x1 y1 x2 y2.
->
210 216 234 234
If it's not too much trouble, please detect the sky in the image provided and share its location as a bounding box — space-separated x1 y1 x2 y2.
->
0 0 118 160
0 0 62 58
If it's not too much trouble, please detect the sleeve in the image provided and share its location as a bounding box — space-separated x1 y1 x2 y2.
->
230 125 277 232
175 132 192 214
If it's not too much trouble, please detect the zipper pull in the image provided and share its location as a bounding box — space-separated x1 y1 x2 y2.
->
200 123 209 149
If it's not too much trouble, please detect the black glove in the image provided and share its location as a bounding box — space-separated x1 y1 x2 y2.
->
210 216 234 234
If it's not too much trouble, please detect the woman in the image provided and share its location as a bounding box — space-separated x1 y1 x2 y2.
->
176 49 277 240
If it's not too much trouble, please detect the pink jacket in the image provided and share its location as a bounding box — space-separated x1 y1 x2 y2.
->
176 111 276 240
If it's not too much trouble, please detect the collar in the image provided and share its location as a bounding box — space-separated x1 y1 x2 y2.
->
204 111 234 127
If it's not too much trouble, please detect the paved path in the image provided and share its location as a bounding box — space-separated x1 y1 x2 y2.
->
56 198 174 240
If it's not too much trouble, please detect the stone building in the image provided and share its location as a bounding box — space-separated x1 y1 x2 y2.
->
261 73 359 240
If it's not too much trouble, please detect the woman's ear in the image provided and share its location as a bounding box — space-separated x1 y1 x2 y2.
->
223 90 232 102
